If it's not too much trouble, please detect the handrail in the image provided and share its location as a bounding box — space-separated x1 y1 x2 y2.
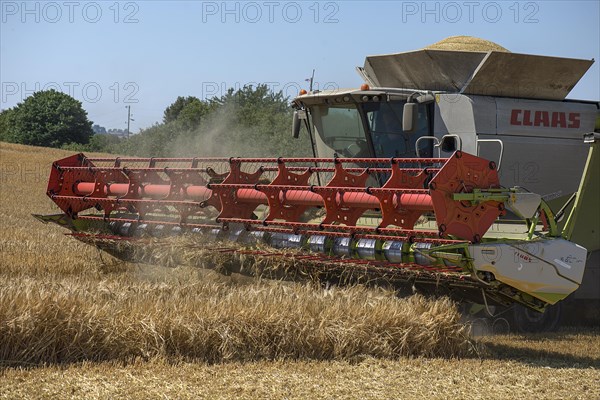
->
415 136 440 157
477 138 504 171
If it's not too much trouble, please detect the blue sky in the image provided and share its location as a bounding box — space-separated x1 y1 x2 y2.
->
1 1 599 131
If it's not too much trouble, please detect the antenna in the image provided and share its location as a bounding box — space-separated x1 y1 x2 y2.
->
305 69 315 92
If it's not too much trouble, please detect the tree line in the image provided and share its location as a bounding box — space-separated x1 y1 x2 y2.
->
0 85 311 157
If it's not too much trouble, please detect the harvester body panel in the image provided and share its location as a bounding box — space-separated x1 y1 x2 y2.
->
470 239 587 304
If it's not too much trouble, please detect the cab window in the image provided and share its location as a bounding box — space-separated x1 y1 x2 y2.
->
363 101 432 158
317 104 369 157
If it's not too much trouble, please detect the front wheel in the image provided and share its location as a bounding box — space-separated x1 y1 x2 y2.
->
511 302 562 333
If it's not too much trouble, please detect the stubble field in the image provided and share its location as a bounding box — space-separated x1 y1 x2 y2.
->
0 142 598 399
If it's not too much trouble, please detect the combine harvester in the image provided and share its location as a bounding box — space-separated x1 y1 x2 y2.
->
36 37 599 332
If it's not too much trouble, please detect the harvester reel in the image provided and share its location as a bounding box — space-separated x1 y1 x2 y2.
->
39 151 587 315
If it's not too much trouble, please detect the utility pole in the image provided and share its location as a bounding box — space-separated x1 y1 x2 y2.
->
126 105 131 139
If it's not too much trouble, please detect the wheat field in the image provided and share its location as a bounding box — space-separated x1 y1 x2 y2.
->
0 142 598 399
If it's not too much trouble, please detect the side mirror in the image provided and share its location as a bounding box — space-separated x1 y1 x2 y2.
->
440 136 457 152
292 110 306 138
402 102 418 133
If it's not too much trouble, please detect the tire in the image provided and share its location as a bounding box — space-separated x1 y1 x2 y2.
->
511 302 562 333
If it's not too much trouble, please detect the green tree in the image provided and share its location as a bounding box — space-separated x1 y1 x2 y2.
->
176 98 210 131
113 85 311 158
0 108 17 142
4 90 93 147
164 96 204 124
87 133 122 152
